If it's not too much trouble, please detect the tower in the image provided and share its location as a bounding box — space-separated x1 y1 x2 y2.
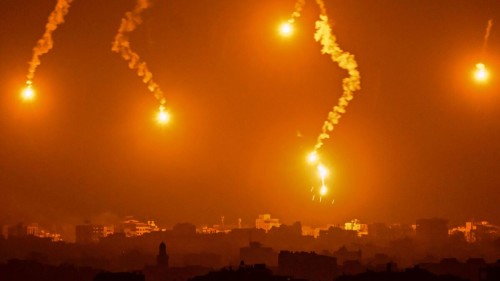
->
157 242 169 268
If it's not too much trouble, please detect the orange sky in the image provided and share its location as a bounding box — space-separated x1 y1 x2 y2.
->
0 0 499 227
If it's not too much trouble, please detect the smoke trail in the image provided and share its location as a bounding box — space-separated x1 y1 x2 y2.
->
288 0 306 24
313 0 361 150
482 19 493 54
112 0 166 111
26 0 74 84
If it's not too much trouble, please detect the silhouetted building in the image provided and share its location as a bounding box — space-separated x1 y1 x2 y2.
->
416 218 448 247
336 266 468 281
240 242 277 266
0 259 101 281
93 271 145 281
480 260 500 281
183 253 221 268
7 223 28 238
334 246 362 265
278 250 338 281
76 224 106 244
173 223 197 236
190 263 303 281
157 242 169 268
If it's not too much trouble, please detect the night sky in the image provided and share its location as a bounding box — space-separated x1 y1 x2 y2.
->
0 0 499 227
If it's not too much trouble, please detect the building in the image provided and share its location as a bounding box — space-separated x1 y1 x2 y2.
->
75 224 106 244
157 242 169 268
240 242 278 266
344 219 368 237
278 251 338 281
415 218 448 245
255 214 280 233
116 217 159 237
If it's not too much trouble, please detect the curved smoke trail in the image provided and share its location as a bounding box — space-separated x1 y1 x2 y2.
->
288 0 306 24
26 0 74 84
313 0 361 150
482 19 493 55
112 0 166 111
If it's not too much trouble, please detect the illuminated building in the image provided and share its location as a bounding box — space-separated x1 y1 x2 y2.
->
2 223 62 241
117 217 160 237
26 223 41 236
344 219 368 237
255 214 281 233
75 224 106 244
449 221 500 243
301 225 320 237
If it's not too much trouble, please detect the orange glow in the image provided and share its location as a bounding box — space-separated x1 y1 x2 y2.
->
317 164 328 178
320 185 328 196
279 22 293 37
156 109 170 124
21 84 35 102
474 63 489 83
307 151 318 163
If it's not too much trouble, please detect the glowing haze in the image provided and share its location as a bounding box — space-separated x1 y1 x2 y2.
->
1 0 500 227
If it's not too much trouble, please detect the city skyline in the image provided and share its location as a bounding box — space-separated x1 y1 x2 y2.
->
1 0 500 227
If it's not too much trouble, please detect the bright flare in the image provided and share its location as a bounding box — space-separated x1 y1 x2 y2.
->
320 185 328 196
21 85 35 101
317 164 328 178
474 63 489 83
279 22 293 36
157 109 170 124
307 151 318 163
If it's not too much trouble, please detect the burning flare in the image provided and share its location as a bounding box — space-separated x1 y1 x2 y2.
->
474 63 489 83
279 0 305 37
21 83 36 102
307 151 318 163
112 0 168 120
279 22 294 37
156 108 170 124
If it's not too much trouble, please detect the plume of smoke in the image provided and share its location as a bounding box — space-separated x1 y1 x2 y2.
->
26 0 74 84
313 0 361 150
288 0 306 24
112 0 166 110
482 19 493 54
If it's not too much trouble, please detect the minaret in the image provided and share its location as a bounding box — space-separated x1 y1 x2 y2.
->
157 242 169 268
